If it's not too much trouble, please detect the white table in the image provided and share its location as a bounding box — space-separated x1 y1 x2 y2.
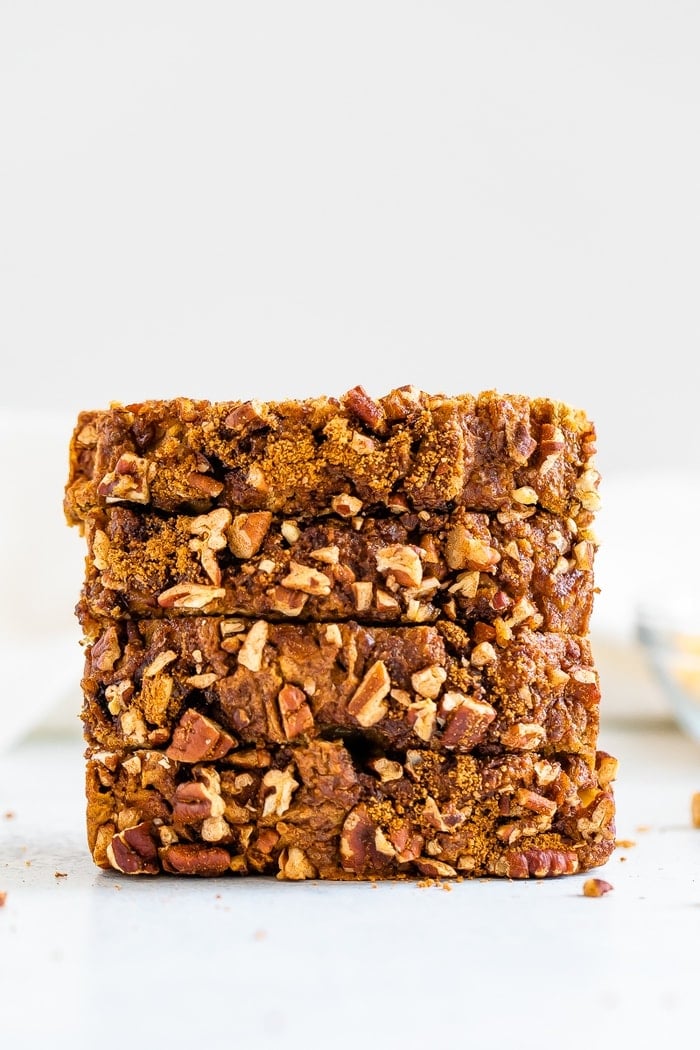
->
1 716 699 1050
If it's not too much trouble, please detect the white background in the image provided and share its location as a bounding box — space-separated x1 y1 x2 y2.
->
1 1 699 703
1 1 699 480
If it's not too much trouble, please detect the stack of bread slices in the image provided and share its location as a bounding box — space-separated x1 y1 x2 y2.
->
64 384 616 881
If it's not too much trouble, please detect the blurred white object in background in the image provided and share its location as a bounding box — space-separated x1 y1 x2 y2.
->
0 411 85 752
592 470 700 724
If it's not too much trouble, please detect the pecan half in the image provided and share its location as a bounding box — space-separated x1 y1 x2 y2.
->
160 844 231 876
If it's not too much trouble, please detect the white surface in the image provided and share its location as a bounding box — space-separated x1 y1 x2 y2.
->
1 716 699 1050
1 2 700 481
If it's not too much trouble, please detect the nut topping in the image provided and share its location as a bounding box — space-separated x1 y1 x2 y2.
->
157 583 226 610
98 453 151 506
281 561 332 595
188 508 233 585
376 544 423 588
261 768 299 818
166 709 236 763
228 511 273 559
107 822 159 875
237 620 268 672
347 660 391 727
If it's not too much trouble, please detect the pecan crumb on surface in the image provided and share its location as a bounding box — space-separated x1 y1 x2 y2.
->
614 839 636 849
582 878 613 897
3 811 15 820
0 891 7 907
54 871 68 878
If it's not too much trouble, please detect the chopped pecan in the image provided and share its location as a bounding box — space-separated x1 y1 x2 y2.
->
160 843 231 876
172 774 225 824
351 581 373 611
281 561 332 595
375 544 423 588
340 805 396 874
438 692 496 748
310 545 339 565
470 641 497 667
228 511 273 559
583 878 613 897
342 384 386 432
157 582 225 610
500 722 546 750
368 757 403 782
237 620 268 672
97 453 151 505
91 625 121 672
492 848 579 878
411 664 447 699
445 526 500 572
277 684 314 740
165 709 236 763
189 508 232 585
407 697 436 741
186 472 224 498
223 400 269 431
277 847 317 881
270 586 309 617
261 768 299 817
106 822 159 875
331 493 364 517
415 857 457 879
347 660 391 727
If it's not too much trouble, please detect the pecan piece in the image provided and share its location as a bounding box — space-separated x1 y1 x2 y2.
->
91 625 121 672
160 844 231 876
492 848 579 878
583 878 613 897
228 511 273 559
189 508 232 585
342 384 386 432
281 561 332 595
97 453 151 505
340 805 396 874
415 857 457 879
237 620 268 672
438 692 496 748
347 660 391 727
261 768 299 818
376 544 423 588
106 822 159 875
445 526 500 572
277 684 314 740
157 583 226 610
277 847 317 881
165 709 236 763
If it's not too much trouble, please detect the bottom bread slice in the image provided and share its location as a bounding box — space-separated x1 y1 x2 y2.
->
87 737 617 880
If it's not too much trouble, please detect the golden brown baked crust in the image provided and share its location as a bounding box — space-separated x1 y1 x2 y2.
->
80 618 600 755
76 503 595 634
64 386 599 526
85 738 617 879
